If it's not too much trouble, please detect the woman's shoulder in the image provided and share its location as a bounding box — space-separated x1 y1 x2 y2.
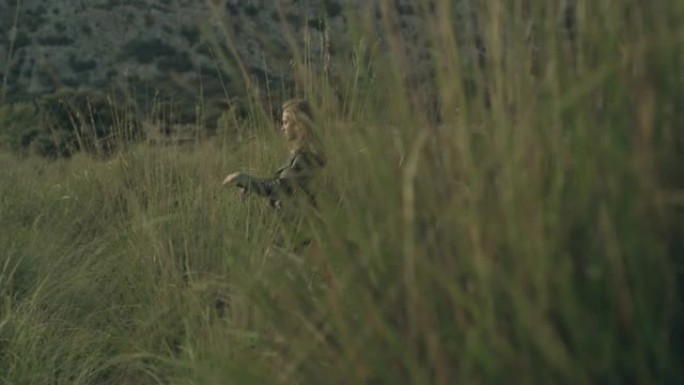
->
293 146 326 168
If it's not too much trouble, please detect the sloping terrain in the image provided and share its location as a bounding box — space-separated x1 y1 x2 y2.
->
0 0 438 121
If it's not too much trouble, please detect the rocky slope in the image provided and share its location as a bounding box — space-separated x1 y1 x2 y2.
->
0 1 312 110
1 0 446 121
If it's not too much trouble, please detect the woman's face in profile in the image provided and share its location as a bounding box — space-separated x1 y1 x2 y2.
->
281 109 298 141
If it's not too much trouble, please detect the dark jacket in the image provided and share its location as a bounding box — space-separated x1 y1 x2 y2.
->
235 147 326 208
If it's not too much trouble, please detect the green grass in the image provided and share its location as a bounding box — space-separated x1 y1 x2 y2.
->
1 0 684 384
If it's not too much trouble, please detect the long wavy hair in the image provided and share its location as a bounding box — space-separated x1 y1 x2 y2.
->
282 99 326 167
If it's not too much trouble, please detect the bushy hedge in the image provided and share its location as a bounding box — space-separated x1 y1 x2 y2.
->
0 103 40 155
0 89 142 158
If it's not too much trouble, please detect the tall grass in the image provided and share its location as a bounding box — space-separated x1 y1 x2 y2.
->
1 0 683 384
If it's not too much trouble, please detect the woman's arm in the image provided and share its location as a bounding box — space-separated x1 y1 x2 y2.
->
224 151 320 203
233 173 294 199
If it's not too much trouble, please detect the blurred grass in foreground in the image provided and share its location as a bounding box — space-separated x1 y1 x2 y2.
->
1 0 684 384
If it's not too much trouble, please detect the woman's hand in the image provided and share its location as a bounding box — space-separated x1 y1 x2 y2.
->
222 172 240 186
239 187 248 202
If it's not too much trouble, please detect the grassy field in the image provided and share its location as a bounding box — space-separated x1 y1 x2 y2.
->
1 0 684 384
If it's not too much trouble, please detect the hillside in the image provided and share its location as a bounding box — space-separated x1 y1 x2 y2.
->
0 0 439 123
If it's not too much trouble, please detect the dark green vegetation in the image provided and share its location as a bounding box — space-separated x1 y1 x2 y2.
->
0 89 140 158
1 0 683 384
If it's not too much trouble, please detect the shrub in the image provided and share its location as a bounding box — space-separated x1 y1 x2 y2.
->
0 103 40 154
37 35 74 46
156 52 194 72
144 13 154 27
22 6 47 32
244 4 259 16
308 17 326 31
180 25 200 45
35 89 142 157
69 55 97 72
121 38 177 64
322 0 342 18
12 30 31 49
81 24 93 35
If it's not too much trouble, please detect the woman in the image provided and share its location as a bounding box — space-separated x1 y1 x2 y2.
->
224 99 338 285
222 99 326 210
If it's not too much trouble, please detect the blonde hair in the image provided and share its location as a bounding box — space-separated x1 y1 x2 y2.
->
282 99 326 166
